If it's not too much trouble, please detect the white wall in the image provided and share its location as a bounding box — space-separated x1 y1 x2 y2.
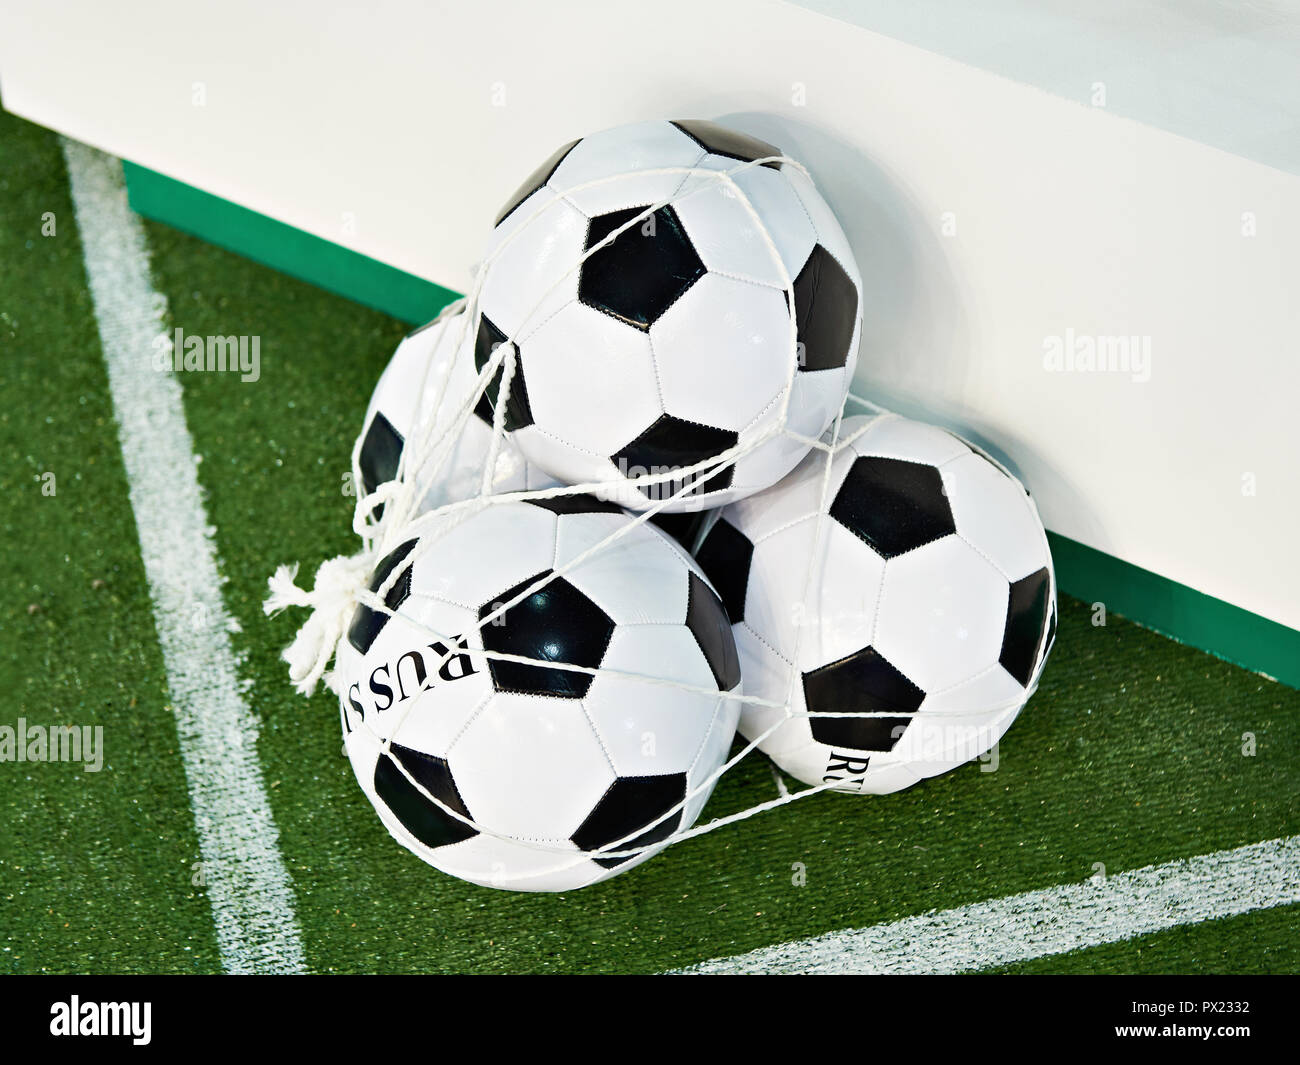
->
3 0 1296 629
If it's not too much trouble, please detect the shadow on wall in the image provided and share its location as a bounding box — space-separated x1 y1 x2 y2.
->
717 110 1103 548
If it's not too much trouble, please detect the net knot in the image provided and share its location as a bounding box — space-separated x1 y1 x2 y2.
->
263 551 375 696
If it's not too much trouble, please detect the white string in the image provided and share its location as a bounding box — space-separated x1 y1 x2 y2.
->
266 150 1026 883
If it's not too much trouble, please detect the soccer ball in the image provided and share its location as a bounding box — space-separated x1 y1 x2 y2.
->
355 309 558 517
473 118 863 512
335 497 742 890
694 414 1056 794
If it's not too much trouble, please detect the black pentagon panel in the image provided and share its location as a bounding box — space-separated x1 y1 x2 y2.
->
358 410 404 498
479 571 614 698
830 457 955 559
374 741 477 849
347 539 418 654
611 415 737 501
473 315 533 432
693 519 753 623
572 773 687 869
803 647 924 751
648 510 710 553
793 244 859 371
1000 566 1052 686
685 572 742 691
493 137 580 228
670 119 783 170
524 494 623 515
580 205 706 330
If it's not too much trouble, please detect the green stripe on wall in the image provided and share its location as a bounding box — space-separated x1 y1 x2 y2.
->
1047 532 1298 688
122 162 459 324
122 162 1300 689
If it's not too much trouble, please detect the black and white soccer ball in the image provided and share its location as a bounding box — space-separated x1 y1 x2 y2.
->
335 497 742 891
695 414 1056 794
355 310 558 517
474 119 863 511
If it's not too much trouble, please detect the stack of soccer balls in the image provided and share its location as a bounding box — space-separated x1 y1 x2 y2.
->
328 120 1056 892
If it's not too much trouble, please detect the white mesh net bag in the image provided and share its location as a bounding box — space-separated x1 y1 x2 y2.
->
265 119 1054 892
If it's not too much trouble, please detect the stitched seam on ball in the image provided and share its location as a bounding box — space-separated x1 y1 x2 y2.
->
672 149 710 200
739 382 788 435
783 170 819 240
499 831 571 846
843 410 894 458
490 683 600 700
407 588 479 612
686 695 725 778
644 325 670 411
514 294 572 346
526 419 609 460
939 455 1052 584
923 660 1005 701
442 688 497 754
955 528 1017 584
936 445 980 471
870 529 958 563
742 619 794 670
865 545 890 650
646 522 701 573
751 511 816 548
576 696 620 778
556 189 585 216
786 171 858 286
672 123 720 157
702 265 790 292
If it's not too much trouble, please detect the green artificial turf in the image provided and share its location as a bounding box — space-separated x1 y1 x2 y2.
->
0 109 221 973
1 104 1296 973
141 217 1300 974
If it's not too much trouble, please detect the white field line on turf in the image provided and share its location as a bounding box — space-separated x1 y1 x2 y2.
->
63 139 306 974
678 834 1300 974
